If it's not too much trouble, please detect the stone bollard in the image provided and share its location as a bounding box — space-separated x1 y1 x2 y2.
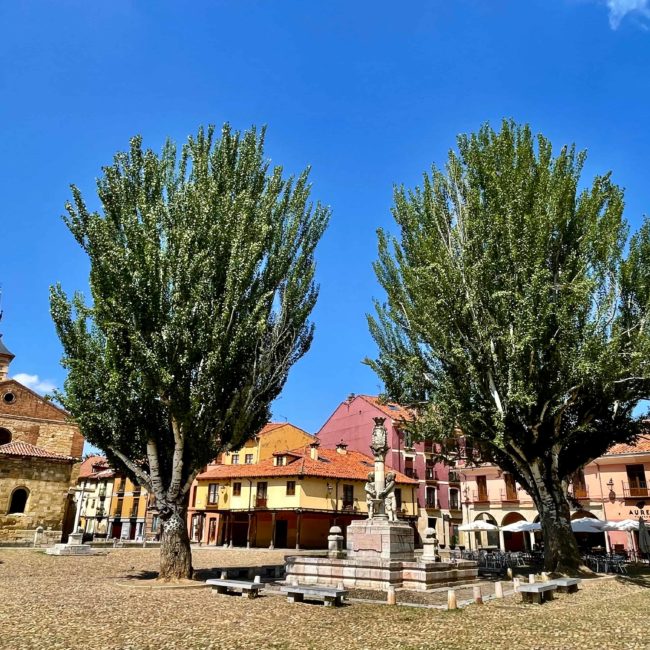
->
254 575 261 584
221 570 228 579
33 525 44 548
473 585 483 605
386 585 396 605
337 581 345 590
513 577 521 592
529 573 536 584
494 581 504 599
506 567 513 580
541 572 549 582
328 526 345 559
447 589 458 610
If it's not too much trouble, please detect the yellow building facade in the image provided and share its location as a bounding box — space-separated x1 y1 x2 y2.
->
191 441 419 549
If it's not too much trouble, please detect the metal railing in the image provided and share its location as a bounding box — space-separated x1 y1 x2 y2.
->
500 490 520 503
623 482 649 498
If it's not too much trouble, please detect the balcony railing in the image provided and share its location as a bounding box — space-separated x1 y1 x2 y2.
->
255 497 268 508
425 467 438 481
341 503 356 512
500 490 520 503
568 486 589 501
405 469 418 480
448 471 461 484
449 499 461 511
623 483 649 499
472 491 490 504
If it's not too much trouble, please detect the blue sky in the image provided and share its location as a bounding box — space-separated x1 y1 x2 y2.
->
1 1 650 447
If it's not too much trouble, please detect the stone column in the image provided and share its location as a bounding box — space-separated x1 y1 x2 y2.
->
246 513 252 549
269 512 276 550
499 529 505 551
370 417 389 520
295 512 302 550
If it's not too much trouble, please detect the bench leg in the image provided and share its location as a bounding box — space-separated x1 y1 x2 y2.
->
287 593 304 603
243 589 256 599
533 593 542 605
568 585 578 594
213 586 228 595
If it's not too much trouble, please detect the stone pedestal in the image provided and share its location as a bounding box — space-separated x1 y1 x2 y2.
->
346 518 415 561
46 531 94 556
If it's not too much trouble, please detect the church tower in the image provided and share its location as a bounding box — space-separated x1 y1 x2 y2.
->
0 316 14 381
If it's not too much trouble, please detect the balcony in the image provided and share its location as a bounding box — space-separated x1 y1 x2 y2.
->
448 471 461 484
623 483 649 499
404 468 418 480
568 486 590 502
472 491 490 505
449 498 461 511
425 467 438 482
500 490 520 504
255 497 268 508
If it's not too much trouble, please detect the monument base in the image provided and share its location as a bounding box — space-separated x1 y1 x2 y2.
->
346 518 415 561
284 554 478 591
46 531 95 556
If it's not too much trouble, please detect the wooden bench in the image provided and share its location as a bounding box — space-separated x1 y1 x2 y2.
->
280 584 348 607
206 579 264 599
549 578 580 593
518 582 557 604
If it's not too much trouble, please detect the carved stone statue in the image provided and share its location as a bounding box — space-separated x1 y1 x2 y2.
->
381 472 397 522
365 472 376 519
370 417 389 458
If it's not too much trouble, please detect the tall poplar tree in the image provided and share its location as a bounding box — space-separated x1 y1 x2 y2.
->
50 125 329 580
368 120 650 573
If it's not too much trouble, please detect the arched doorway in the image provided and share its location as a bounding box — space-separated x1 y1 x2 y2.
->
0 428 11 445
571 510 606 552
8 487 29 514
501 512 528 551
474 513 499 548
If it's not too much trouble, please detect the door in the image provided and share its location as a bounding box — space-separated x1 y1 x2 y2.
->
208 518 217 545
275 520 288 548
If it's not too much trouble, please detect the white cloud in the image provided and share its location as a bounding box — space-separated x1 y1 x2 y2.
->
605 0 650 28
12 373 57 394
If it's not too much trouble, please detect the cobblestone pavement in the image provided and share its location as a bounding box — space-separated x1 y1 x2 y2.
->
1 547 649 650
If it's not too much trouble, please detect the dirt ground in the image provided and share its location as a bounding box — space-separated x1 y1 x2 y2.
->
1 547 649 650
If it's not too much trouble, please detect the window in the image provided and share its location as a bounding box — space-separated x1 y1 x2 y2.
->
8 487 28 514
191 486 197 507
626 464 648 497
395 488 402 510
231 454 239 465
0 428 11 445
342 484 354 509
115 498 124 517
208 483 219 504
402 430 413 449
449 489 460 510
570 469 587 499
245 454 254 465
504 473 518 501
426 487 437 508
476 476 488 502
427 517 437 530
151 515 160 533
276 455 286 466
404 457 415 478
286 481 296 496
2 391 16 405
233 482 242 497
256 482 268 507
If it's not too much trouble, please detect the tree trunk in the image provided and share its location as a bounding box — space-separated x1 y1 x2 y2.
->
527 460 583 574
159 506 193 581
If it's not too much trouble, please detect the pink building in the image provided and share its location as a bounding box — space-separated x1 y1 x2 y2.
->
317 394 462 545
458 436 650 555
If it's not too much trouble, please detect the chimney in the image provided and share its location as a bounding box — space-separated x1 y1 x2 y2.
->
309 439 320 460
346 393 356 403
0 334 14 382
336 440 348 455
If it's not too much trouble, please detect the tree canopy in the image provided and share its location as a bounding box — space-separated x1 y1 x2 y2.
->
50 124 329 577
368 120 650 571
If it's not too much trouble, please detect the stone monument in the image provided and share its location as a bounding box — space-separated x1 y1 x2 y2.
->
283 417 478 591
345 417 415 561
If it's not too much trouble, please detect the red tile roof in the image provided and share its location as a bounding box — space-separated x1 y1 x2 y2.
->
605 435 650 456
197 445 418 484
78 455 111 478
0 441 75 462
358 395 414 422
